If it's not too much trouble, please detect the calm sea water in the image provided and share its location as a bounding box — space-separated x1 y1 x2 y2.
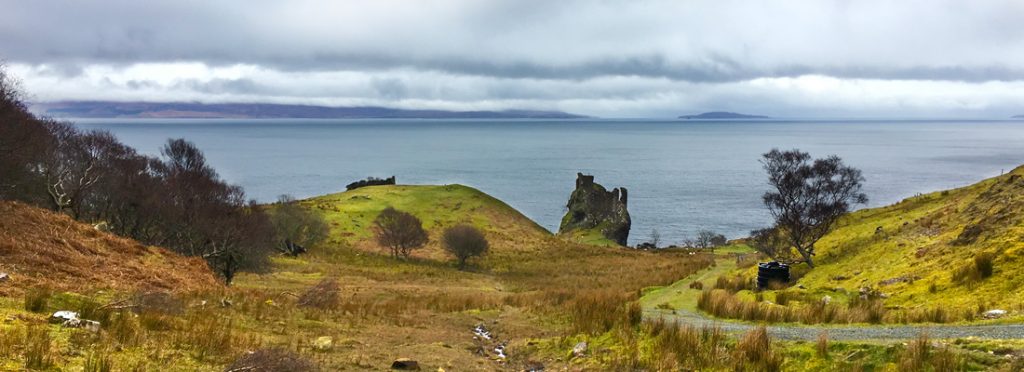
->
75 119 1024 245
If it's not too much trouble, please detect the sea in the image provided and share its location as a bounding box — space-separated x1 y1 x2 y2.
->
74 118 1024 245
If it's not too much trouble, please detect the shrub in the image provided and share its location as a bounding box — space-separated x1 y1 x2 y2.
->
226 348 316 372
270 194 329 256
974 252 995 279
373 207 428 259
953 252 997 284
23 288 50 313
297 278 340 310
688 281 703 290
442 224 489 269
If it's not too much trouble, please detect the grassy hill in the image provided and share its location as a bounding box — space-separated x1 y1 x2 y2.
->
697 166 1024 323
298 184 551 259
0 201 217 296
799 166 1024 312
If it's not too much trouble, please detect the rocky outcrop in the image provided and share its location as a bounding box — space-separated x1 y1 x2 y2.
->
558 173 631 245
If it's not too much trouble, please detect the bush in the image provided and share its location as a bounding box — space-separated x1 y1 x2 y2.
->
975 252 995 279
270 194 328 256
953 252 997 284
442 224 489 269
226 348 316 372
23 288 50 313
373 207 428 259
297 278 340 310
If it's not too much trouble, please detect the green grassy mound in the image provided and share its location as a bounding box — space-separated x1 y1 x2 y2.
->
299 184 552 258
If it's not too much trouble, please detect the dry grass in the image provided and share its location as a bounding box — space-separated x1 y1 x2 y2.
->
0 201 218 296
226 348 316 372
733 326 784 372
698 288 974 324
296 278 340 310
898 334 962 372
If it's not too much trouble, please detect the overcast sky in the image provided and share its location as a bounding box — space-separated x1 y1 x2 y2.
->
2 0 1023 118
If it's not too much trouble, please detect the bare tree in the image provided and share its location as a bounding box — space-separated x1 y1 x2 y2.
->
649 229 661 248
442 224 489 269
761 149 867 268
374 207 428 259
270 195 329 256
691 229 727 252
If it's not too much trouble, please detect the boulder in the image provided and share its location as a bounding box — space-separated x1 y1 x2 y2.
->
49 311 100 332
983 309 1008 319
558 173 631 245
391 358 420 370
49 310 79 324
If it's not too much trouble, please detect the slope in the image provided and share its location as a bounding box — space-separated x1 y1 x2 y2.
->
0 201 218 295
792 165 1024 313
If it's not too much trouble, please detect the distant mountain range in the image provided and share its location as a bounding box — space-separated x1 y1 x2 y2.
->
32 101 587 119
1013 115 1024 119
678 111 770 119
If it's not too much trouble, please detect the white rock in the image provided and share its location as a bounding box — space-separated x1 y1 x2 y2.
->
50 311 79 323
572 341 588 358
983 309 1008 319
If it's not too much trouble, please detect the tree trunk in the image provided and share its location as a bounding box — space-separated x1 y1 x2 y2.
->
798 246 815 268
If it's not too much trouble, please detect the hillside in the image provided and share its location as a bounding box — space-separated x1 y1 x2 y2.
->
710 166 1024 320
33 101 586 119
299 184 552 259
794 166 1024 311
0 201 217 295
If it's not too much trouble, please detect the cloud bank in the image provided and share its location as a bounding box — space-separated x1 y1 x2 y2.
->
3 0 1023 117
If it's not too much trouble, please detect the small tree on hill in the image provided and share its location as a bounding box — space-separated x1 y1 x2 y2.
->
761 149 867 268
374 207 428 259
442 224 489 269
270 194 328 256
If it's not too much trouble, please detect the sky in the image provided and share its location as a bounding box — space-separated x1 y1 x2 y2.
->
2 0 1023 118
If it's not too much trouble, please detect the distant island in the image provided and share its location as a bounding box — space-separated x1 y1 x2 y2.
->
1013 115 1024 119
678 111 770 119
32 101 587 119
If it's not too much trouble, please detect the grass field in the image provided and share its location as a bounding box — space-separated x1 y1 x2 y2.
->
4 181 1024 370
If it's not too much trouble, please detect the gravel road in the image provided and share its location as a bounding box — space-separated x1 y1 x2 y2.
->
646 308 1024 341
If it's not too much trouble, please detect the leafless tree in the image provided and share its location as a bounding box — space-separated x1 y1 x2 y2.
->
374 207 428 259
689 229 727 252
650 229 661 248
442 224 488 269
761 149 867 268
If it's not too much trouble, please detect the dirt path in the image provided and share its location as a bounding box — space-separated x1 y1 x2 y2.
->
641 254 1024 342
